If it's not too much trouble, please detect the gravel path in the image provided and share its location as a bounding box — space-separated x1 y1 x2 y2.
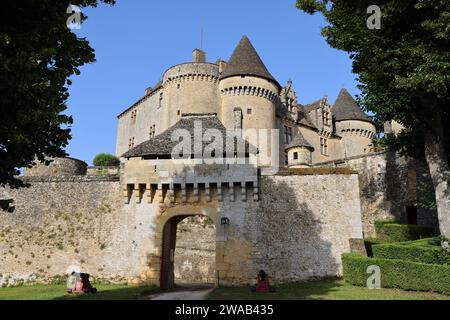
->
145 284 214 300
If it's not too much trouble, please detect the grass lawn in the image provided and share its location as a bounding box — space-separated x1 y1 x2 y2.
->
0 284 159 300
208 279 450 300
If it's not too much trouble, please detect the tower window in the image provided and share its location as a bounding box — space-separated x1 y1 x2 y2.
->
247 108 252 115
131 110 137 125
293 152 298 160
149 124 156 139
177 84 181 89
177 110 181 116
159 92 163 108
128 137 135 150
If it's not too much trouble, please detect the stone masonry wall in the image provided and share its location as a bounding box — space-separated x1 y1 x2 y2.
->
0 176 132 286
174 216 215 284
317 152 439 237
0 172 363 287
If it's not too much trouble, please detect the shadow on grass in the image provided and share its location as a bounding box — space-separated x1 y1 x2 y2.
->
208 278 344 300
52 286 160 300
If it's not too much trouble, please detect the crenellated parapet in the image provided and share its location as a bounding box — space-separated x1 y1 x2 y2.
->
163 62 220 85
220 85 278 102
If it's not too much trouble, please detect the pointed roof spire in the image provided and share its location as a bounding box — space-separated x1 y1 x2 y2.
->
332 88 373 123
285 131 314 151
220 35 280 89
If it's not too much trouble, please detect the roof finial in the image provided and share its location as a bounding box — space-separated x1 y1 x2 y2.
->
200 27 204 50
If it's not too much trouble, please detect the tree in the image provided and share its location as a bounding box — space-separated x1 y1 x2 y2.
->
0 1 115 187
296 0 450 236
93 153 120 167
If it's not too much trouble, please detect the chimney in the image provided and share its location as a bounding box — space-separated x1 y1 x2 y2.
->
216 59 228 73
192 49 206 63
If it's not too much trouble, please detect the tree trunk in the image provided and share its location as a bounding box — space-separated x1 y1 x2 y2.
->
424 132 450 237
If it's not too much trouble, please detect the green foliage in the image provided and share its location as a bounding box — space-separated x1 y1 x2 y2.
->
372 239 450 265
296 0 450 196
0 1 115 187
93 153 120 167
342 253 450 295
374 220 436 242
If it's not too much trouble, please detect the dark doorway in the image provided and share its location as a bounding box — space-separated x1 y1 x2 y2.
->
405 206 418 225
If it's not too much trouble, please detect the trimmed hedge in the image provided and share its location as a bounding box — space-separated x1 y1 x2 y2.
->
342 253 450 295
372 242 450 265
374 220 435 242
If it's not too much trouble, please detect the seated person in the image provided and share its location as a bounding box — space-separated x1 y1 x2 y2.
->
66 272 77 294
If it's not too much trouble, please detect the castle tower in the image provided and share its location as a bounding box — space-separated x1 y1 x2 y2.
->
285 131 314 168
162 49 221 129
219 36 280 166
332 88 377 157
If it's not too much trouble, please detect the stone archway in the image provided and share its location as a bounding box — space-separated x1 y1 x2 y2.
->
149 205 219 290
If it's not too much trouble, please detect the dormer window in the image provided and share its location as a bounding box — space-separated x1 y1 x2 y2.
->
322 110 330 126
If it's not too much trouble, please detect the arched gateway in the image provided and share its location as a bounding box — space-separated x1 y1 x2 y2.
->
155 205 219 289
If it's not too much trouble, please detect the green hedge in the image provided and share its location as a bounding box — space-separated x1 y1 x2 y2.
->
342 253 450 295
374 220 435 242
372 242 450 265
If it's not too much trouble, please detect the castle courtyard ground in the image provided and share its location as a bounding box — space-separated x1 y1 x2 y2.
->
0 279 448 300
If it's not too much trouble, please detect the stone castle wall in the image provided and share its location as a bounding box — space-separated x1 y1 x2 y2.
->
0 171 363 287
317 152 439 237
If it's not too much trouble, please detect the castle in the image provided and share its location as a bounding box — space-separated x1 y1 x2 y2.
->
0 36 437 289
116 36 377 168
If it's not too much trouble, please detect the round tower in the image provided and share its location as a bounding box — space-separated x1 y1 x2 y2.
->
332 88 377 157
162 49 221 128
285 132 314 168
219 36 280 166
24 157 87 177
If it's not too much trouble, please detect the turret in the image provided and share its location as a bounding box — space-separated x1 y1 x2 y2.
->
332 88 377 157
285 132 314 168
219 36 280 166
162 49 220 128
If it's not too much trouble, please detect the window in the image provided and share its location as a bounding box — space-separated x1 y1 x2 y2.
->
149 124 156 139
247 108 252 115
159 92 163 108
131 110 137 125
284 126 293 144
322 110 330 126
320 137 328 156
293 152 298 160
177 84 181 89
177 110 181 116
128 137 135 150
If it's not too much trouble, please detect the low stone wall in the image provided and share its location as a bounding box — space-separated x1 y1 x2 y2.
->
86 166 120 176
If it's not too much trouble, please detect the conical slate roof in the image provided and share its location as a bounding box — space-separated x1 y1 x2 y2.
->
332 88 373 123
122 114 257 158
220 36 280 89
285 131 314 151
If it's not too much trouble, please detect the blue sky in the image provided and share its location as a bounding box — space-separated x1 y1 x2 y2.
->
66 0 359 165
